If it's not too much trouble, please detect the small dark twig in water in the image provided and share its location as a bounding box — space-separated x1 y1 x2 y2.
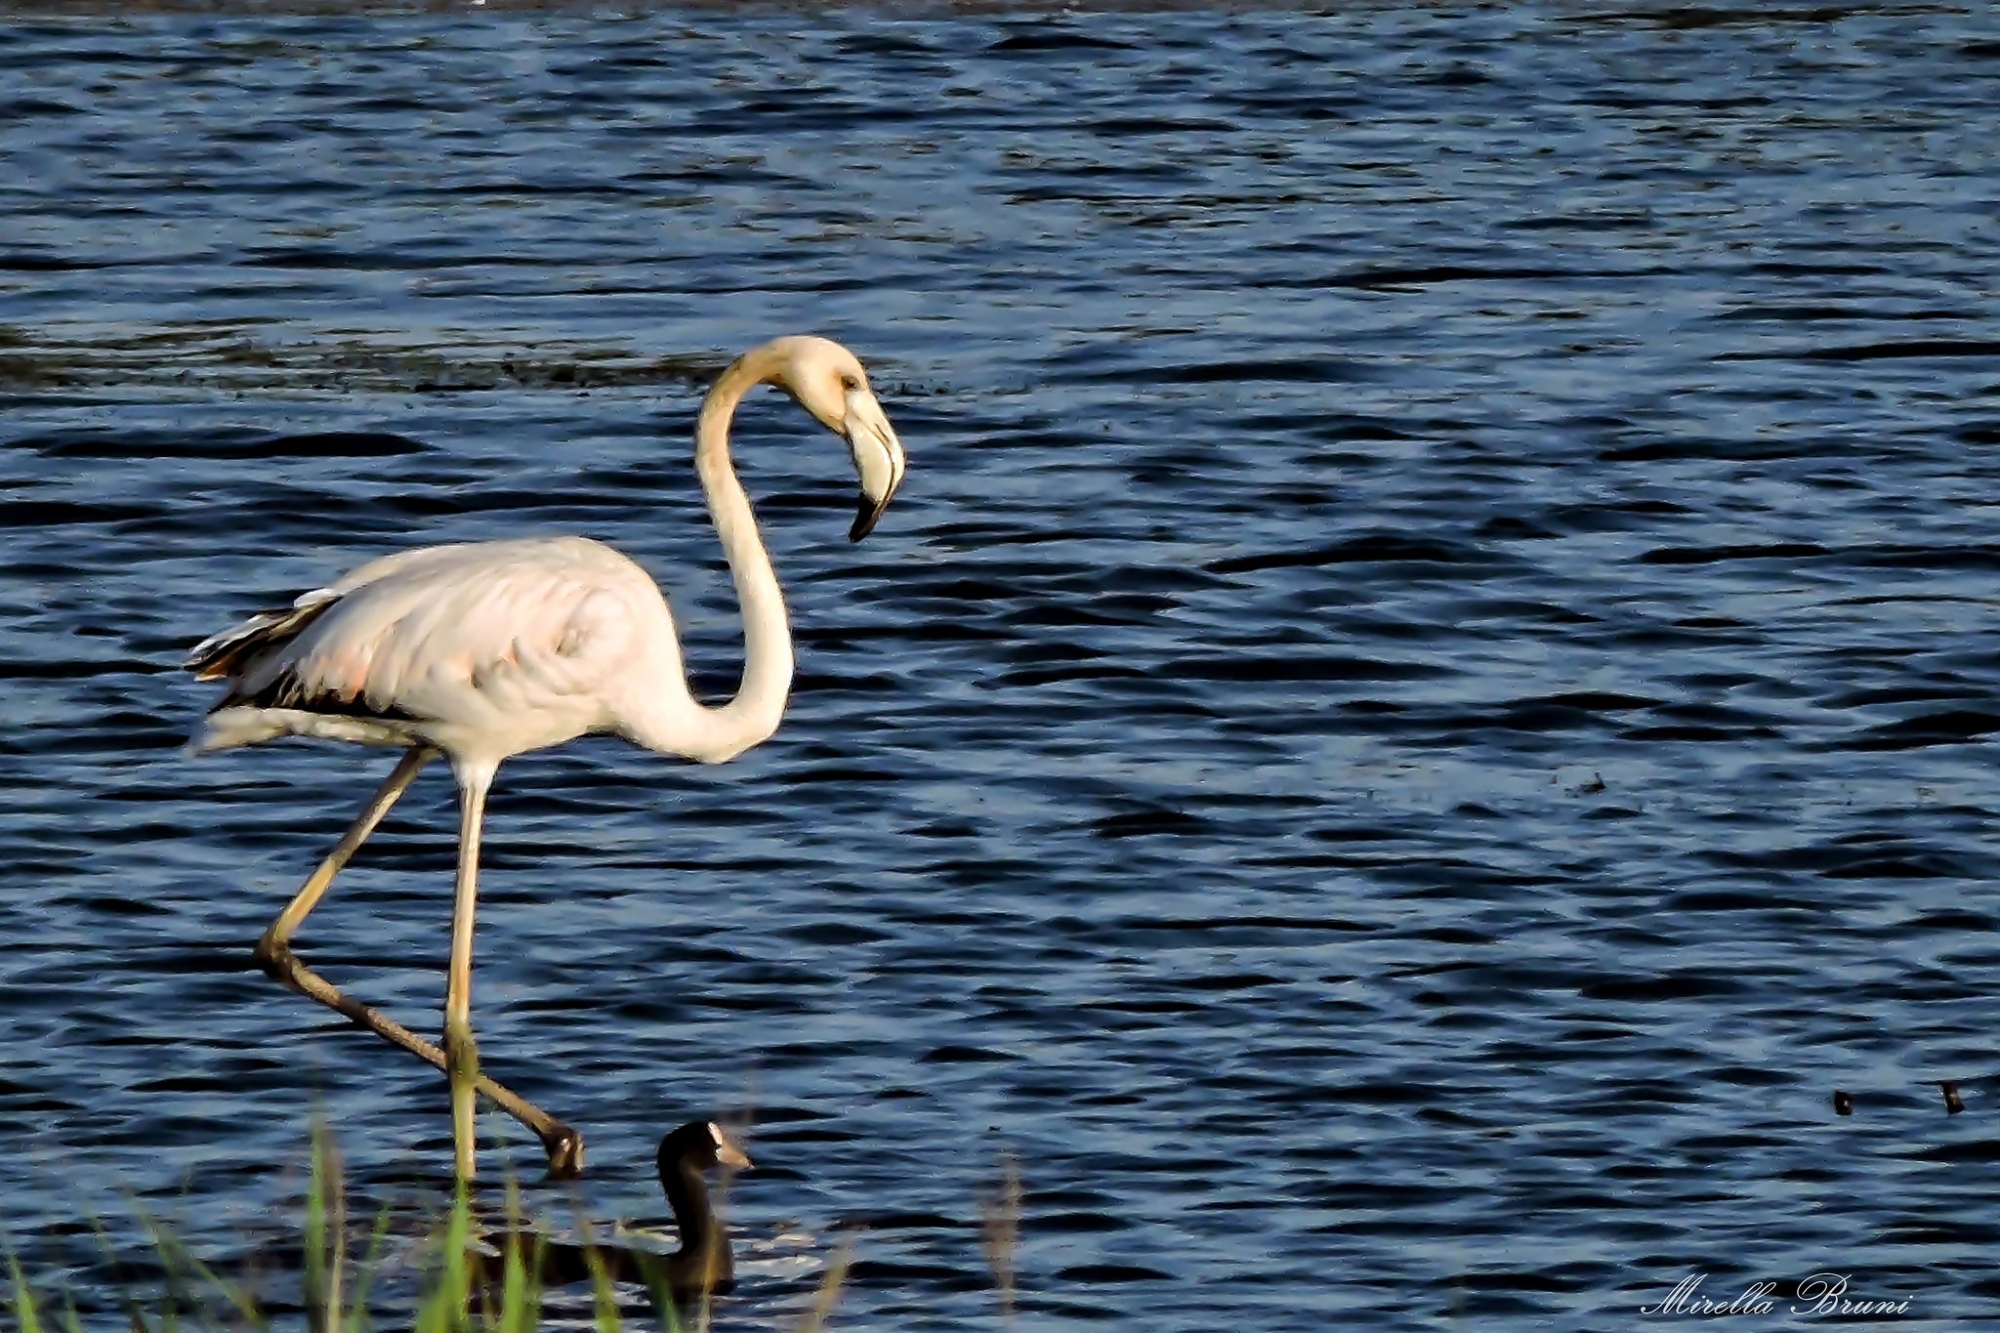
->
1943 1082 1965 1115
1833 1089 1853 1116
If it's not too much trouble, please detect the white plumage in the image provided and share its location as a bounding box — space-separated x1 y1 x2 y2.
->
193 537 686 760
188 335 906 1179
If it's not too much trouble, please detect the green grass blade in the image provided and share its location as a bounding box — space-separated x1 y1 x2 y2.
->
304 1125 332 1333
493 1172 539 1333
129 1202 264 1333
7 1251 46 1333
574 1215 622 1333
81 1215 151 1333
414 1180 474 1333
342 1196 398 1333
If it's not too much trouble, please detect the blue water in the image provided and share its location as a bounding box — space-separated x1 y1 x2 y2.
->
3 2 2000 1328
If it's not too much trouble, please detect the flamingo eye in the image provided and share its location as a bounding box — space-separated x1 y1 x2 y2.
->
840 373 861 391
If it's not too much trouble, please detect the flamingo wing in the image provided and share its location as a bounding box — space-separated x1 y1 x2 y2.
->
194 538 678 739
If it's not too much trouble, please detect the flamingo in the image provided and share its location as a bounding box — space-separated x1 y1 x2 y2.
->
185 335 906 1180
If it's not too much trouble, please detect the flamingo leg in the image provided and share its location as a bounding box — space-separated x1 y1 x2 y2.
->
445 770 489 1181
253 747 584 1177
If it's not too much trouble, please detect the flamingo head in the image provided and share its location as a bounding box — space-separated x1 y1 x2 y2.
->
764 335 907 541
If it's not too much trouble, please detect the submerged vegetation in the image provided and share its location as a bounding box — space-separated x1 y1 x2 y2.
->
0 1124 894 1333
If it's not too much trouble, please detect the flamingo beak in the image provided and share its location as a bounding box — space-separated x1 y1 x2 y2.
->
845 386 905 542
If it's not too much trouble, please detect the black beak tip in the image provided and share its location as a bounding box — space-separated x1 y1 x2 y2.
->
850 493 886 543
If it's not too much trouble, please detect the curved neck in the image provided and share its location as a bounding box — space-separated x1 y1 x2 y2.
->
663 1158 725 1267
690 347 795 761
